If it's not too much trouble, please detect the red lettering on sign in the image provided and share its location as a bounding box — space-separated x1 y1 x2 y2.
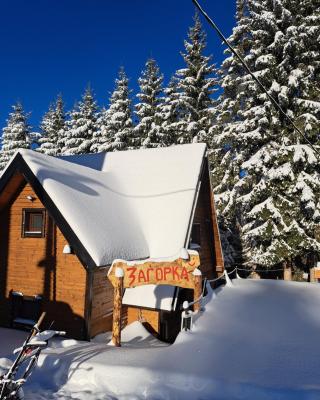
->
138 269 147 283
172 266 180 281
164 266 171 281
146 268 154 282
156 268 163 280
127 267 137 286
180 267 189 281
188 260 195 267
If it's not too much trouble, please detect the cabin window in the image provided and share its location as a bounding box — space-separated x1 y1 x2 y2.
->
22 209 46 238
190 223 201 246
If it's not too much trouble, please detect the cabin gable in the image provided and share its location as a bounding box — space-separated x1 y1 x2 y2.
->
0 176 88 338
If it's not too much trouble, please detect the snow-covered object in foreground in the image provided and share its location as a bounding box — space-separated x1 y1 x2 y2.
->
4 143 206 267
1 279 320 399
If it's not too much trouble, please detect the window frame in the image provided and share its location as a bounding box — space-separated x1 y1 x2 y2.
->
22 208 46 238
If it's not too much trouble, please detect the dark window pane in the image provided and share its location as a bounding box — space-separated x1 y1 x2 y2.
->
23 209 45 237
30 214 43 232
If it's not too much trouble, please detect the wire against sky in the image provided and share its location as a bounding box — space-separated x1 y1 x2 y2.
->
192 0 320 159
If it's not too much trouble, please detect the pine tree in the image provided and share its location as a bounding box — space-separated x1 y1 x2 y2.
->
212 0 320 268
159 78 180 146
210 0 256 266
62 87 98 155
134 58 164 148
98 68 134 152
38 95 66 156
91 107 108 153
0 102 30 170
173 13 218 144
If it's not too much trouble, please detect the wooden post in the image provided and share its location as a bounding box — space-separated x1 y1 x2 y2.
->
309 267 315 282
193 268 202 312
283 267 292 281
283 260 292 281
112 267 124 347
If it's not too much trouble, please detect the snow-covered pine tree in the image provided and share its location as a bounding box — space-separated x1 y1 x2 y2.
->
91 107 108 153
209 0 256 266
98 68 134 152
160 78 180 147
173 12 218 144
62 87 98 155
212 0 320 268
38 95 66 156
134 58 165 148
0 102 30 170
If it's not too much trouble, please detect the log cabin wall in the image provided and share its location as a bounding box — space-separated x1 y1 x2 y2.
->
89 267 114 338
192 167 224 279
0 179 87 338
126 306 160 335
89 266 160 338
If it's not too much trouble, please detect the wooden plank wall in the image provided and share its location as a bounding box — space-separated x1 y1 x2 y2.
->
89 267 114 338
127 306 159 335
192 166 224 279
0 180 87 338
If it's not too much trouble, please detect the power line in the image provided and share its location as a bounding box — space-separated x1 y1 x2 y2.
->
192 0 320 158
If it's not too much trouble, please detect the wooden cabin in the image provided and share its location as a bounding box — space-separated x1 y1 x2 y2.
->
0 144 224 341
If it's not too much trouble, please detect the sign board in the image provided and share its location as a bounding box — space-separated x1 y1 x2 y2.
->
108 252 200 289
314 269 320 279
108 250 202 347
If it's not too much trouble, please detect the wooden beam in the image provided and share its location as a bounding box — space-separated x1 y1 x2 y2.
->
111 267 124 347
193 268 202 312
209 188 224 271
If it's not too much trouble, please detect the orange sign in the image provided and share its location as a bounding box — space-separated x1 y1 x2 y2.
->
108 252 200 289
314 269 320 279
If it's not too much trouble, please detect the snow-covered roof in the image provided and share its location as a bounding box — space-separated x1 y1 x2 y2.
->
4 144 207 267
123 285 176 311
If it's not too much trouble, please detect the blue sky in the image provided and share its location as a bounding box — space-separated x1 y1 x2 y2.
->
0 0 236 131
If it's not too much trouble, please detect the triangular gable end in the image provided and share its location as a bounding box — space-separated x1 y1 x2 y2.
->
0 152 95 269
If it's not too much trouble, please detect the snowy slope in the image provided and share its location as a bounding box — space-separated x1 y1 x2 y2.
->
1 279 320 399
7 143 206 266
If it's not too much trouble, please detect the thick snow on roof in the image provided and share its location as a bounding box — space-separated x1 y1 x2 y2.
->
16 144 206 266
123 284 176 311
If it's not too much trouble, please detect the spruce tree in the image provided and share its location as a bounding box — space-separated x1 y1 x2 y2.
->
62 87 98 155
98 68 134 152
159 78 180 147
0 102 30 170
134 58 164 148
38 95 66 156
174 13 217 144
212 0 320 268
91 107 108 153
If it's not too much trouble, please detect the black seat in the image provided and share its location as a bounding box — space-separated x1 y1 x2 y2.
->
11 291 42 330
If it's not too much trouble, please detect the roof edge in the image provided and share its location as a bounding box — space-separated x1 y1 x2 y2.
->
0 152 97 269
184 145 208 248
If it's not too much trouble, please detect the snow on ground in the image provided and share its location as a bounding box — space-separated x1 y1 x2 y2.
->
1 279 320 399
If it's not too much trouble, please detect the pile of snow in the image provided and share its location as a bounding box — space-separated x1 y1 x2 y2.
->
1 279 320 399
